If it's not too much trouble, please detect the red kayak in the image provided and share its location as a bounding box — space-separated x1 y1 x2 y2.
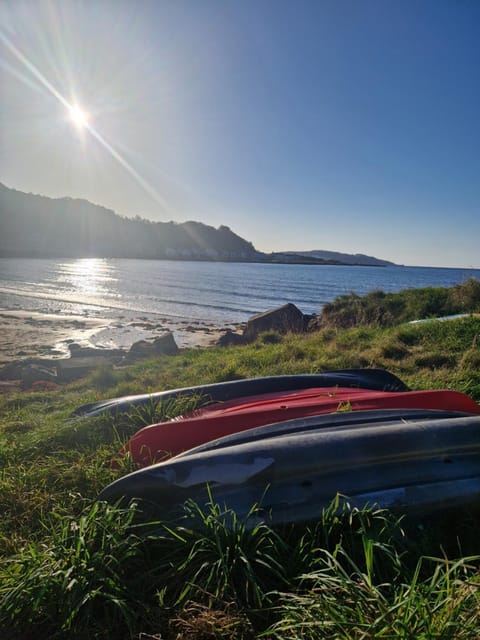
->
120 386 480 466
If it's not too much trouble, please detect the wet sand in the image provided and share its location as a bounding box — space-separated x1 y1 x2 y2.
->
0 309 242 365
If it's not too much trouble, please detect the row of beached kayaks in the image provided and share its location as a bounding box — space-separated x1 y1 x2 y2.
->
73 369 480 527
117 386 479 466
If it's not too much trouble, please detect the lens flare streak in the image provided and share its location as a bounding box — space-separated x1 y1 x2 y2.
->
0 30 170 212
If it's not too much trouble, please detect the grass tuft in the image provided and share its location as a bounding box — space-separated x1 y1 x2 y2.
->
0 501 152 637
267 553 480 640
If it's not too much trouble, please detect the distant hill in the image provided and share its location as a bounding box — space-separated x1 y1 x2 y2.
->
273 249 395 267
0 183 395 266
0 184 259 260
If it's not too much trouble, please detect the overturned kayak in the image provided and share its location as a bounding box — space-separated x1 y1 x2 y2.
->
73 368 408 418
99 409 480 527
121 387 480 466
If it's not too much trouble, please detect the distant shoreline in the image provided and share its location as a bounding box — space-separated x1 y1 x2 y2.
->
1 183 393 267
2 256 478 270
0 253 390 267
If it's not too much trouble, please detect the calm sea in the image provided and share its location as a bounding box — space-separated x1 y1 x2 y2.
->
0 258 479 326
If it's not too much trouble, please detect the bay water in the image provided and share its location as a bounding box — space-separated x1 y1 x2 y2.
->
1 258 478 327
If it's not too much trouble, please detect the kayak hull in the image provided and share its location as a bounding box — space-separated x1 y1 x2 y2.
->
122 387 480 465
73 369 409 418
100 411 480 527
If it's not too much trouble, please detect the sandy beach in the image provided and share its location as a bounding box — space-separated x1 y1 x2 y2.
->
0 309 242 366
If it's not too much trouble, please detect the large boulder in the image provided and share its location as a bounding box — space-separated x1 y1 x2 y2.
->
243 303 307 342
127 332 179 361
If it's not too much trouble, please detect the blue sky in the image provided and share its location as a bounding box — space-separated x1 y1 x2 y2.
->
1 0 479 267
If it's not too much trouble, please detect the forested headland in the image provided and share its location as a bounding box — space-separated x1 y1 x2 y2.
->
0 183 258 260
0 183 393 265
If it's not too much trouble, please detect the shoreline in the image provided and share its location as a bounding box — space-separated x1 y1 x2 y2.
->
0 309 242 366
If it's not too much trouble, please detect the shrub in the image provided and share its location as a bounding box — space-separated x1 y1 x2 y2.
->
451 277 480 310
317 280 480 330
259 331 283 345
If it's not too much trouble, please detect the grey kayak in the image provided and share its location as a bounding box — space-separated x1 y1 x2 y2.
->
173 408 473 458
74 369 408 417
99 411 480 527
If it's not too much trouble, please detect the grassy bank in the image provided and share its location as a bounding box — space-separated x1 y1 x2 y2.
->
1 284 480 638
317 277 480 329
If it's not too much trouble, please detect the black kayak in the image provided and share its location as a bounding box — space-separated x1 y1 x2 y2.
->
99 409 480 527
74 368 408 418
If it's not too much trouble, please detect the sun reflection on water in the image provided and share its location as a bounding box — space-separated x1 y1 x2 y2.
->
58 258 116 298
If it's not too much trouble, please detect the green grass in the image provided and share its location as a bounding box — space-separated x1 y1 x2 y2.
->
267 555 480 639
1 497 479 639
1 283 480 638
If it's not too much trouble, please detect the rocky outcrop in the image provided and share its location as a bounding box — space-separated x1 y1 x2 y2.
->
217 303 315 346
0 332 180 387
243 303 307 341
126 332 179 361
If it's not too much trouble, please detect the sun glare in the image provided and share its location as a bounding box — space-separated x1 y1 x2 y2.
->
1 30 169 209
68 104 89 128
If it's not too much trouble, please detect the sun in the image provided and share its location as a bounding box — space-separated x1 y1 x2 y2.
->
68 104 89 128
